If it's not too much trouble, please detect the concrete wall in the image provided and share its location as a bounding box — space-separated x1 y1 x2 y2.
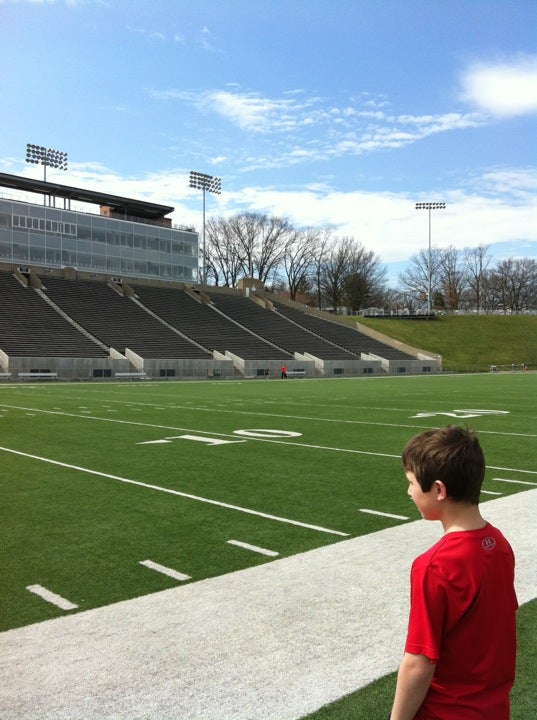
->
6 355 130 380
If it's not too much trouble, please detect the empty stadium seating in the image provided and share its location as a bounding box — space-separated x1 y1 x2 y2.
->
0 270 425 378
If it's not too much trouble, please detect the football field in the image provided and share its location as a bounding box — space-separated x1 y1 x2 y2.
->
1 373 535 718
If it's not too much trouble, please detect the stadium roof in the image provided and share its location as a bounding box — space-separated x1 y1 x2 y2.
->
0 172 174 221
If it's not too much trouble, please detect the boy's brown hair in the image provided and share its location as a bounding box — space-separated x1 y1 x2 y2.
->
402 425 485 504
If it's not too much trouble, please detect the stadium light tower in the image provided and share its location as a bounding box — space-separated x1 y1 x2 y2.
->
189 171 221 285
26 143 68 182
415 202 446 314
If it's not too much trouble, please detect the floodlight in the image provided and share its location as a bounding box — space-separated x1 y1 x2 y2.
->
25 143 68 181
189 170 222 284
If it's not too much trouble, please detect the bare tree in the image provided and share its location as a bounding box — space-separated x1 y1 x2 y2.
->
463 245 492 313
320 236 355 311
205 217 245 287
344 248 387 312
318 236 386 312
224 212 292 284
398 247 443 308
282 227 320 301
205 212 293 287
438 245 466 311
313 228 333 309
487 258 537 313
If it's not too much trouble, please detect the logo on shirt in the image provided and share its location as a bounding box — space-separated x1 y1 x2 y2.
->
482 537 497 550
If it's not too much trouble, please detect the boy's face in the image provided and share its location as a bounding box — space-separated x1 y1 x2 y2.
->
405 470 441 521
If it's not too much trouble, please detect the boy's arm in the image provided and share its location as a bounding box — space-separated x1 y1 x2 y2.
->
389 652 436 720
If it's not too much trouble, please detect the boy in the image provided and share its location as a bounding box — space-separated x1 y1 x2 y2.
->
390 426 517 720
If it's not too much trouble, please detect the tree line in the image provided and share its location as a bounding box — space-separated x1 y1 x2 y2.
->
204 212 537 314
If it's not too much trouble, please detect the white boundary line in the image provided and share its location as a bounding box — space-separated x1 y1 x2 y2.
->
0 446 349 537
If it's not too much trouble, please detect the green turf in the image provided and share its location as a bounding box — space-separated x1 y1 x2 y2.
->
1 373 535 714
356 314 537 372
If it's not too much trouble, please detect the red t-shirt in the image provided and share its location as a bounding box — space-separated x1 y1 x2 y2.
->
405 522 517 720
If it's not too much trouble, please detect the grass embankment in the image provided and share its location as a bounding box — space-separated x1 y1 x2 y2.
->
355 315 537 372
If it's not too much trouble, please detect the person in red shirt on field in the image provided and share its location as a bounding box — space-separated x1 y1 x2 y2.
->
390 426 517 720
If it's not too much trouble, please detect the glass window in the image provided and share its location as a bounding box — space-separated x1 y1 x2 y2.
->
77 240 91 254
120 231 133 247
134 260 147 275
47 235 61 249
77 252 92 268
92 226 105 243
29 232 45 247
30 245 46 263
78 224 92 241
45 247 61 264
92 253 107 270
120 258 134 274
106 228 120 245
13 243 29 261
0 241 13 259
62 250 77 266
107 256 120 271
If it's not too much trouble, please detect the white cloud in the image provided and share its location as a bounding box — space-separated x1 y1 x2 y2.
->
208 91 295 132
460 55 537 116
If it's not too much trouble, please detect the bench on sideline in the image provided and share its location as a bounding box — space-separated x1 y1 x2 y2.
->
18 372 58 381
115 372 147 380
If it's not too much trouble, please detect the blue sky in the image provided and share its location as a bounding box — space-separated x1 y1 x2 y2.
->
1 0 536 285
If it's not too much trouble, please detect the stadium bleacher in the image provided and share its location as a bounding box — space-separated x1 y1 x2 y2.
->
0 270 108 358
130 284 291 360
272 300 416 360
208 289 358 360
40 276 210 359
0 271 425 377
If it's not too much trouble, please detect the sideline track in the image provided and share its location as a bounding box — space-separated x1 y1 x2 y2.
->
1 490 535 720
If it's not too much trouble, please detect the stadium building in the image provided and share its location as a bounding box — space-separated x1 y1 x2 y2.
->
0 172 441 381
0 172 198 283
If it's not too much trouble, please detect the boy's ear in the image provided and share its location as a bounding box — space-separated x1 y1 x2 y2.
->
433 480 448 500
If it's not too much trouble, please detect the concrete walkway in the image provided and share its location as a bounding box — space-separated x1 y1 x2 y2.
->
1 490 535 720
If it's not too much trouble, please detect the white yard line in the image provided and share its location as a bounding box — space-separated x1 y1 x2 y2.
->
0 446 349 537
359 508 409 520
2 490 535 720
227 539 279 557
26 585 78 611
493 477 537 485
139 560 191 582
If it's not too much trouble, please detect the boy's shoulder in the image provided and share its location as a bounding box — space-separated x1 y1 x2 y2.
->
413 522 513 575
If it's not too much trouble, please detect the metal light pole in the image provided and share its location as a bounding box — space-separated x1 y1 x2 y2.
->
415 202 446 314
189 171 221 285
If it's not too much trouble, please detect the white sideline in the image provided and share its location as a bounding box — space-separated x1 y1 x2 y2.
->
1 490 536 720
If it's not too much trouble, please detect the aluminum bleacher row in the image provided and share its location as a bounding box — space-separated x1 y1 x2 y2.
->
0 270 435 379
